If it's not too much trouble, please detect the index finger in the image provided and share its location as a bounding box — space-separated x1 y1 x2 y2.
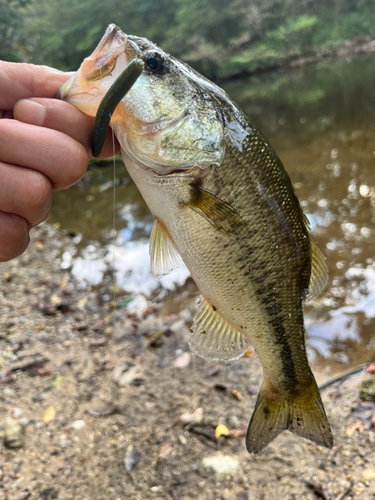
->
0 61 72 110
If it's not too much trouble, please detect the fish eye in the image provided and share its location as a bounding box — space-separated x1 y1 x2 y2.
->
143 51 164 73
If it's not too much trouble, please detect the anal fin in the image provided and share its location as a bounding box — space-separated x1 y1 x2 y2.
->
149 218 182 279
189 295 250 362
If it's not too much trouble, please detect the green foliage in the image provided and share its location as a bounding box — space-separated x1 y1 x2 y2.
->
4 0 375 76
0 0 30 61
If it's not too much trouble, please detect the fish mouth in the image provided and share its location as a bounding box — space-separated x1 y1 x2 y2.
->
80 24 127 81
56 24 129 105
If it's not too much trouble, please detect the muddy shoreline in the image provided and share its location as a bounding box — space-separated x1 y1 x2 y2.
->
1 224 375 500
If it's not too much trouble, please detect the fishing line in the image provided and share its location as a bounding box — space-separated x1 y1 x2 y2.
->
112 123 117 307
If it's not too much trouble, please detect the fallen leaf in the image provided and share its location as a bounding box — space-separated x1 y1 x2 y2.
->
50 294 62 306
366 364 375 375
43 406 56 425
159 443 172 458
179 407 203 425
92 320 107 331
77 298 88 309
244 349 254 358
346 420 365 437
36 368 53 376
89 337 107 347
215 424 229 438
124 445 141 472
51 375 63 388
118 365 142 386
86 404 120 417
229 429 247 439
207 366 220 377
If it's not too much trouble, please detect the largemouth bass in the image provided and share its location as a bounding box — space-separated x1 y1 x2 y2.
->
58 24 333 453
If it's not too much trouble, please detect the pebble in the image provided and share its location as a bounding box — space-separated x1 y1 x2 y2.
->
174 352 191 368
12 408 22 418
58 439 72 448
71 420 86 430
202 454 239 476
359 376 375 402
2 419 25 449
124 444 141 472
362 468 375 481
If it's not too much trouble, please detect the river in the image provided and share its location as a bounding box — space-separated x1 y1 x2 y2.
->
49 53 375 373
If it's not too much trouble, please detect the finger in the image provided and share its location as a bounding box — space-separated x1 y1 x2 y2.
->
0 211 29 262
0 119 88 190
0 162 52 227
0 61 72 110
14 98 121 159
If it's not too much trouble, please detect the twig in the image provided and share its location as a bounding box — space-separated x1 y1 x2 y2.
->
188 426 217 443
306 481 332 500
335 481 353 500
319 363 370 391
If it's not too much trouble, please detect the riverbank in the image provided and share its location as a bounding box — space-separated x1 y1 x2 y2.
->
1 224 375 499
215 35 375 80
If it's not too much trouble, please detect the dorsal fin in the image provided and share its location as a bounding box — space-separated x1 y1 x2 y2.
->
189 295 250 362
302 215 328 300
149 218 182 279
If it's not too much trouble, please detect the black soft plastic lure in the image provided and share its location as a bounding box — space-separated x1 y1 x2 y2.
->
91 58 144 157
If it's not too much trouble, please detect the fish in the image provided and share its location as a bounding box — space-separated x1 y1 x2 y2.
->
58 24 333 453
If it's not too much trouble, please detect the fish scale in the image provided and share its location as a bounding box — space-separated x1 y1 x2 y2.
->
58 23 333 453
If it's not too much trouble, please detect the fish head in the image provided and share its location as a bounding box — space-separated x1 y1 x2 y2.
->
58 24 226 174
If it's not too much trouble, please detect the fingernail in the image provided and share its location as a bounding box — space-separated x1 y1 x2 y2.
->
14 99 46 126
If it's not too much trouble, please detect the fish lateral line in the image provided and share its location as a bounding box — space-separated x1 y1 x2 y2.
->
91 58 144 158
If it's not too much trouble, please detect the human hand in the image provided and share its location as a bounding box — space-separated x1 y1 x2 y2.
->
0 61 120 262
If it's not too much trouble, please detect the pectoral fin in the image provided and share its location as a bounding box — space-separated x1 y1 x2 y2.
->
302 215 328 300
307 235 328 299
189 295 250 361
149 218 182 279
186 185 243 232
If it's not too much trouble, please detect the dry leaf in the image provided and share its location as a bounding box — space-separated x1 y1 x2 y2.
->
244 349 254 358
229 429 247 439
43 406 56 425
159 443 172 458
346 420 364 437
231 390 244 402
215 424 229 438
124 445 141 472
179 407 203 425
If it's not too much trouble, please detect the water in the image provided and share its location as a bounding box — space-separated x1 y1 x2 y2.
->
49 53 375 372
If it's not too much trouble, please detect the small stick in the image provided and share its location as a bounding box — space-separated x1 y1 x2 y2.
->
91 58 144 158
306 481 332 500
319 362 370 391
335 481 353 500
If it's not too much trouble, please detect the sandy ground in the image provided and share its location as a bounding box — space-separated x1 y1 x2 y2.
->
1 224 375 500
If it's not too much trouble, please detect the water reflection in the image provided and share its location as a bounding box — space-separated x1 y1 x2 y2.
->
49 53 375 371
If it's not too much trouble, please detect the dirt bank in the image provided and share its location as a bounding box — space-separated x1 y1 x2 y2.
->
1 224 375 500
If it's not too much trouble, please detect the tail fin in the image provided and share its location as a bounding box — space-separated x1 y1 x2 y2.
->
246 379 333 453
